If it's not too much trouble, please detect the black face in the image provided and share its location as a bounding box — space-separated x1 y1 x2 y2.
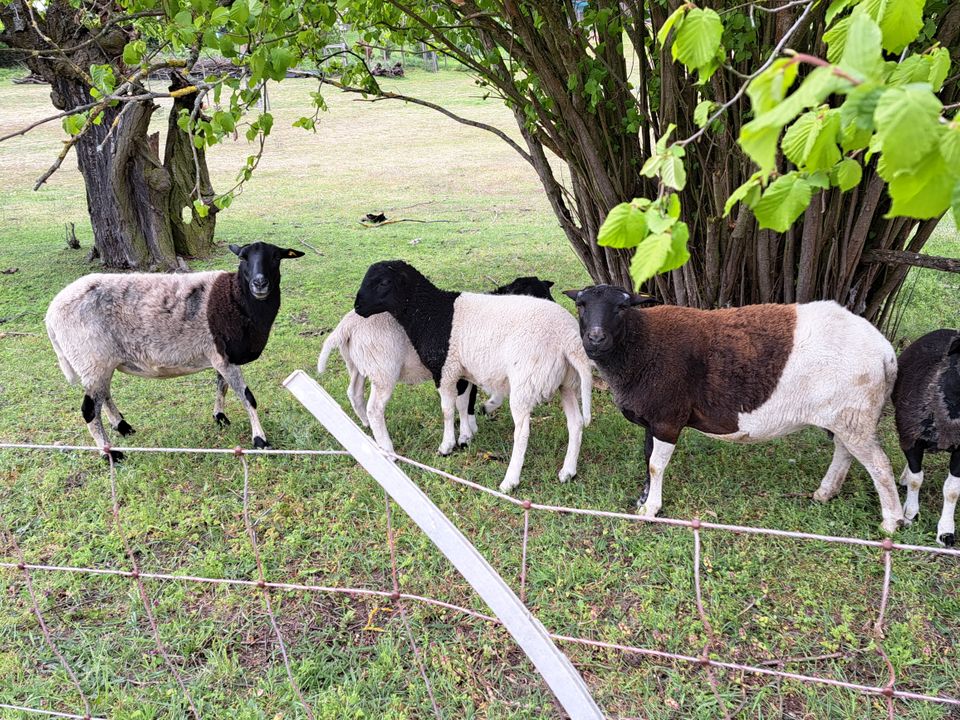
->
354 261 412 318
491 276 555 301
563 285 658 358
230 242 304 300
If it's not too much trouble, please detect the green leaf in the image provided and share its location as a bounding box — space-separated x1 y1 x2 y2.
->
752 173 813 231
888 54 929 86
928 48 951 92
62 112 87 136
940 125 960 168
661 222 690 272
645 205 678 234
826 0 857 25
785 108 841 172
739 122 782 175
952 179 960 229
878 0 925 53
723 173 764 217
122 41 145 66
640 154 663 179
874 84 942 176
747 58 800 115
824 16 851 63
597 202 649 249
629 232 674 286
672 8 723 74
831 158 863 191
838 12 883 80
656 5 688 47
174 9 193 27
193 199 210 218
694 100 716 128
660 154 687 191
886 148 953 219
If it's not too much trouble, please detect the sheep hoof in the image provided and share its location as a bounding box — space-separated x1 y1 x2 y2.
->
253 436 270 449
636 503 659 518
102 449 125 463
115 420 135 437
939 533 955 547
558 468 576 483
437 442 455 456
812 488 833 503
214 412 231 428
498 479 519 494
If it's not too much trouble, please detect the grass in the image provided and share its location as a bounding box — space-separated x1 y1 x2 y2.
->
1 68 959 720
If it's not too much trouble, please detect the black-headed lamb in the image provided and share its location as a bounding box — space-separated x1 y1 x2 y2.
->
892 329 960 546
353 261 591 493
317 275 555 453
45 242 304 459
564 285 905 534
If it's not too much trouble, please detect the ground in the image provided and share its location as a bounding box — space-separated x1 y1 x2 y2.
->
0 67 959 720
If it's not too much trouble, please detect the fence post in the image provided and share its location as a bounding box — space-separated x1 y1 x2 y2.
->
283 370 604 719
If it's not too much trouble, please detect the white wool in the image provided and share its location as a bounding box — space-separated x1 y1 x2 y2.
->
318 310 473 453
443 293 593 492
46 270 271 450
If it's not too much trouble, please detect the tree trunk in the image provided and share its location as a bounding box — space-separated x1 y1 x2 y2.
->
0 0 216 270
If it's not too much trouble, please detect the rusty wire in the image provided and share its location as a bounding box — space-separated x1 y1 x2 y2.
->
1 442 958 718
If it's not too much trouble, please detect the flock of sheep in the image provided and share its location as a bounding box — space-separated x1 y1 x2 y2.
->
44 242 960 547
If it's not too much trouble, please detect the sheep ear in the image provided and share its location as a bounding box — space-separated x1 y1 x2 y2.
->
283 248 306 259
562 289 581 302
228 244 243 257
948 335 960 356
628 293 660 307
544 280 555 288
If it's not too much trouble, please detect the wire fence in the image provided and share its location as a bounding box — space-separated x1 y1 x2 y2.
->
1 439 959 719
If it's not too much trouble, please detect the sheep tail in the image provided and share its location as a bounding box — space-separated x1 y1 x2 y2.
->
568 349 593 427
883 347 898 403
317 320 348 375
46 322 79 385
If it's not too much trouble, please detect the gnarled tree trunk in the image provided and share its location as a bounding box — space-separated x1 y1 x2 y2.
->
0 0 216 270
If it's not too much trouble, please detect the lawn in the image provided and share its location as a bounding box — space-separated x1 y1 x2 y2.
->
0 67 959 720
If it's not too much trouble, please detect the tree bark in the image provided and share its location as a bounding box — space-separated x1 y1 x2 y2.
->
0 0 216 270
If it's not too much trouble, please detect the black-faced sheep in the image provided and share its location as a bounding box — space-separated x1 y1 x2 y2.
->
892 329 960 546
45 242 304 458
564 285 904 534
354 261 591 493
317 276 555 453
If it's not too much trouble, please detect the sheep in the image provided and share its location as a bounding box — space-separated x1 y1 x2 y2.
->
317 276 555 453
892 329 960 547
564 285 905 535
353 261 592 493
45 242 304 459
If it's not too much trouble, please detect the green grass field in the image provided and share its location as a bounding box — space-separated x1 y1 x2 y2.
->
1 68 959 720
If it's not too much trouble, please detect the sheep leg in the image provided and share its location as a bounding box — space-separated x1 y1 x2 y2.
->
347 367 369 427
936 451 960 547
80 378 123 462
499 401 533 494
102 393 134 437
482 392 506 417
456 385 474 447
558 383 583 483
213 360 269 448
900 442 925 523
843 435 904 534
455 379 476 442
437 383 458 456
638 434 675 518
813 435 853 502
366 381 395 455
213 373 230 427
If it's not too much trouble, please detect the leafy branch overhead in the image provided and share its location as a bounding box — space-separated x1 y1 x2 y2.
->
599 0 958 290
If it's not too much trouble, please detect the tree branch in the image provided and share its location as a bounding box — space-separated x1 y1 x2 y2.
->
861 249 960 274
320 77 532 164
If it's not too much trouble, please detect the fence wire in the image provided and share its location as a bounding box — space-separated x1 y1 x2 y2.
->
1 441 959 719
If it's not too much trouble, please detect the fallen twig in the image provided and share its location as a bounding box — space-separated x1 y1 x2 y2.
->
359 218 456 228
298 239 324 255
